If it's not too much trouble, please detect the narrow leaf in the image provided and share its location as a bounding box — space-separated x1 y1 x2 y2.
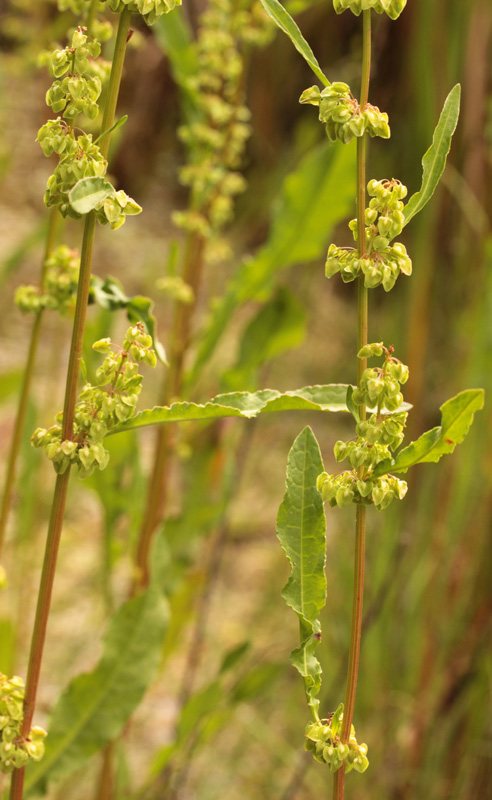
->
373 389 484 477
276 427 326 715
403 84 461 227
260 0 329 86
25 538 169 795
68 177 114 215
106 384 351 436
93 115 128 146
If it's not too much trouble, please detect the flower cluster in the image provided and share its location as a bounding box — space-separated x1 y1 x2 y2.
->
32 324 156 478
106 0 181 25
174 0 271 259
333 0 407 19
37 122 107 217
46 28 102 119
300 83 390 144
37 28 141 227
317 344 409 511
15 245 80 315
325 178 412 291
0 674 46 774
305 704 368 773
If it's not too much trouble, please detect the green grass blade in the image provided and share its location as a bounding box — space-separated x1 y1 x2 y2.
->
403 84 461 227
276 427 326 716
106 384 351 436
373 389 484 476
25 538 168 795
260 0 329 86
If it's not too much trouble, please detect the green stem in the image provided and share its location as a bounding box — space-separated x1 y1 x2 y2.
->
85 0 100 36
98 9 132 162
0 208 59 557
9 13 132 799
334 10 371 800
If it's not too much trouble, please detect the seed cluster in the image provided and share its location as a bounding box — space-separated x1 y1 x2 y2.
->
333 0 407 19
0 674 46 774
325 178 412 291
317 344 409 512
106 0 181 25
173 0 272 261
32 325 156 478
37 27 141 227
305 705 369 774
300 83 390 145
15 245 80 315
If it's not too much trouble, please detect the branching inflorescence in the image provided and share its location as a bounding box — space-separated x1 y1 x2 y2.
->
260 0 482 797
174 0 272 259
32 324 156 477
37 26 141 227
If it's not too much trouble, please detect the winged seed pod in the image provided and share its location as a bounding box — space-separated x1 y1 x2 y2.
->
0 674 46 774
333 0 407 20
32 324 156 477
106 0 181 25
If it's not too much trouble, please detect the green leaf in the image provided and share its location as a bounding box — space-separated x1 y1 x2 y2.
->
25 536 169 796
373 389 484 477
260 0 329 86
403 84 461 227
276 427 326 715
223 287 307 390
189 141 356 382
346 385 359 422
126 295 168 365
90 275 167 364
106 384 350 436
68 177 114 215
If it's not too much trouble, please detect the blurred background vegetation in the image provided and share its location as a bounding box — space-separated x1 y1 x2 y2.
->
0 0 490 798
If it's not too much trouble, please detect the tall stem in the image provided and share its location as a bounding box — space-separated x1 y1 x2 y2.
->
134 231 205 588
9 13 132 799
0 209 59 556
334 10 371 800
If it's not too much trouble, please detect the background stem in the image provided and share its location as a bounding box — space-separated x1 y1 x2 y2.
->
134 231 205 588
0 209 59 556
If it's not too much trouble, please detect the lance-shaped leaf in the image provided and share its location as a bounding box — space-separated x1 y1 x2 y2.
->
276 427 326 716
106 384 351 436
68 177 115 215
25 535 169 796
260 0 329 87
372 389 484 477
403 84 461 227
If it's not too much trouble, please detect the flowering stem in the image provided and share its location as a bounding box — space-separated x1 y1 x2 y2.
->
334 10 371 800
9 12 132 799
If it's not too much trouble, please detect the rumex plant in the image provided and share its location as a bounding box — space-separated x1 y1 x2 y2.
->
1 0 488 797
259 0 484 797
